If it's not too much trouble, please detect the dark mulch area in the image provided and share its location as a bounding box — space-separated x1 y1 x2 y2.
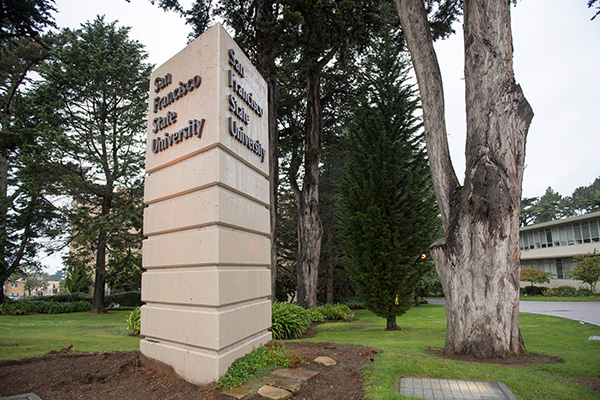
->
425 347 563 366
0 342 377 400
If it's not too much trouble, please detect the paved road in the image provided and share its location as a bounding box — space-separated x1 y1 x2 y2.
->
427 299 600 326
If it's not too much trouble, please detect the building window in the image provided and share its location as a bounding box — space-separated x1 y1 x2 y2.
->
556 258 564 279
11 283 18 288
581 221 591 243
559 226 568 246
566 224 575 245
520 217 600 251
591 220 599 243
545 229 553 247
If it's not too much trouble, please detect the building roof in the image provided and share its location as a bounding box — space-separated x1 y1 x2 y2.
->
520 210 600 232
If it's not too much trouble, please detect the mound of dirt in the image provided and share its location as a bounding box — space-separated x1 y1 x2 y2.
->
0 342 375 400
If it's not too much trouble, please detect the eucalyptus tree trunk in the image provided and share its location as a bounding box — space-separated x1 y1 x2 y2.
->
294 65 324 309
268 77 278 299
395 0 533 358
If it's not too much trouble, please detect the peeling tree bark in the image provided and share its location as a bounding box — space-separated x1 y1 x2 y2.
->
294 65 324 309
268 77 278 300
395 0 533 358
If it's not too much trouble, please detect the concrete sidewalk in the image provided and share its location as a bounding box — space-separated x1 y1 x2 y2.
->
427 299 600 326
398 377 518 400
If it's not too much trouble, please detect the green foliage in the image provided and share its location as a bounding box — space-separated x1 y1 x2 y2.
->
36 16 151 312
0 301 28 315
521 176 600 226
520 267 551 296
0 300 91 315
336 11 440 329
125 307 141 335
64 258 92 294
520 267 551 285
105 291 142 307
568 251 600 292
270 302 313 340
271 302 356 340
32 292 91 302
576 287 594 297
0 34 61 303
316 304 354 322
543 286 578 297
106 250 144 292
520 286 545 296
336 296 364 310
216 340 308 390
416 260 444 297
0 0 56 45
567 176 600 214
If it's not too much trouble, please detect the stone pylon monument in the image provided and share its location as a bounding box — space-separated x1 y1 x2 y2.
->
140 23 272 385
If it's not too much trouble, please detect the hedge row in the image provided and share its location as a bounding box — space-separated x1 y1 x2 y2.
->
22 291 142 307
0 300 91 315
520 286 595 297
0 291 143 315
271 302 355 340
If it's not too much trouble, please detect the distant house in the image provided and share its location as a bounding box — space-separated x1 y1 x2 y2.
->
3 280 26 300
2 280 61 299
520 211 600 288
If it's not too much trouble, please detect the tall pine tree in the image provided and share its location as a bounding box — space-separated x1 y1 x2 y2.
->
38 17 151 312
337 18 439 330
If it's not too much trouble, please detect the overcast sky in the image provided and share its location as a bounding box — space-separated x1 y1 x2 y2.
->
42 0 599 271
53 0 599 198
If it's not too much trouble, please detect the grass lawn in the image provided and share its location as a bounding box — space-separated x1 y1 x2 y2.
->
293 305 600 400
0 310 141 360
1 307 598 399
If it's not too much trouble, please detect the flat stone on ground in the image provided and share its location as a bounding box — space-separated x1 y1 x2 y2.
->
1 394 43 400
256 385 292 400
271 368 320 381
263 376 302 393
314 356 337 366
222 381 257 399
398 377 518 400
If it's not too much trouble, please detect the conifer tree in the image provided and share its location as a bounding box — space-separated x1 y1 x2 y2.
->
337 19 439 330
38 17 151 312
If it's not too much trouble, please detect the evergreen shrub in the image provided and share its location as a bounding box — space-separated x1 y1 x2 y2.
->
544 286 578 297
0 300 91 315
316 304 355 321
337 296 364 309
125 307 141 335
32 293 92 302
0 301 29 315
520 286 545 296
576 288 594 297
271 302 313 340
105 291 142 307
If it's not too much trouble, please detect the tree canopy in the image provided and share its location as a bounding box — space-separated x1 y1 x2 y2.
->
0 0 56 45
0 35 59 303
37 16 151 311
337 14 439 329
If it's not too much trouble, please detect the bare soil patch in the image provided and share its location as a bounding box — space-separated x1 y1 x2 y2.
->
0 342 375 400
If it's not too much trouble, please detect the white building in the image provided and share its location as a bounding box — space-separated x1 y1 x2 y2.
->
520 211 600 288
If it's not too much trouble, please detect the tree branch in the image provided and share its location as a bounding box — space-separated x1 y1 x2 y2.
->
394 0 459 231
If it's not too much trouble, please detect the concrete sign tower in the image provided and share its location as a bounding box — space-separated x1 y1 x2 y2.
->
140 24 272 385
